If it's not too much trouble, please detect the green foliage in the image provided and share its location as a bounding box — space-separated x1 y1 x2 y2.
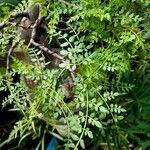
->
0 0 150 149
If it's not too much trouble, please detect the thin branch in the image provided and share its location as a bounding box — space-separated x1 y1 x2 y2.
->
0 12 29 30
27 17 42 47
9 12 29 22
30 40 64 61
25 4 62 59
18 24 32 29
74 92 89 149
26 5 75 77
69 69 75 81
27 5 41 47
6 45 16 70
31 40 76 83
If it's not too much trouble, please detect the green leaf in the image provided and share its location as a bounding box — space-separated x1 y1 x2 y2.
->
99 106 108 113
88 118 92 124
0 0 21 5
95 121 102 128
79 139 85 149
79 111 83 116
86 44 93 49
31 58 37 62
63 33 68 38
113 92 120 96
19 132 31 146
60 42 69 47
69 36 75 43
117 116 124 120
143 30 150 39
36 50 42 55
141 140 150 149
72 65 76 71
0 87 5 91
71 134 79 141
60 50 68 56
88 131 93 139
78 43 85 49
59 63 67 68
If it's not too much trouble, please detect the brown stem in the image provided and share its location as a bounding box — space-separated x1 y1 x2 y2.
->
9 12 29 22
31 40 64 61
6 45 16 70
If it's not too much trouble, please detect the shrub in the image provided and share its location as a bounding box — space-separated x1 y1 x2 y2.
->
0 0 150 149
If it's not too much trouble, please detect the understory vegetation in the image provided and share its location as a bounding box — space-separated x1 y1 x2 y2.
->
0 0 150 149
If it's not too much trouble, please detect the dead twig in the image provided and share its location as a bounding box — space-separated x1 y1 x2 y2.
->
28 4 76 82
6 45 16 70
0 12 29 30
9 12 29 22
27 5 42 48
30 40 64 61
27 17 42 47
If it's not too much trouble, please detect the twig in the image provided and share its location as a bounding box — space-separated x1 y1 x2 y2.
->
29 17 76 85
27 4 76 80
18 24 32 29
6 45 16 70
27 17 42 47
30 40 64 61
31 39 75 81
27 5 42 47
74 92 89 149
9 12 29 22
69 69 75 81
0 12 29 30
